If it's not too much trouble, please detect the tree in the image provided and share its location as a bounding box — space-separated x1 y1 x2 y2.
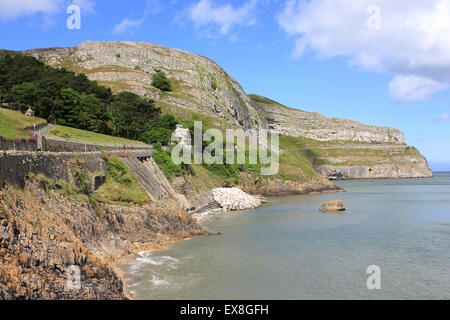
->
141 114 177 145
110 92 160 140
10 82 38 112
152 69 172 92
78 93 104 132
55 88 82 127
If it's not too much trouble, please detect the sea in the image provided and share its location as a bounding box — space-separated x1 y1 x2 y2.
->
121 172 450 300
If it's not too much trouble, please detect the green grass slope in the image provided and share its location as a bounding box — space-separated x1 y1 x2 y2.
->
44 125 147 147
0 108 46 140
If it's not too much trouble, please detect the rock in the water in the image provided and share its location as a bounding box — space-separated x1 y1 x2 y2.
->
319 200 346 212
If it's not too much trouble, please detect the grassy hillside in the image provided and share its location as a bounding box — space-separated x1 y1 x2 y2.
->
0 108 46 140
44 125 147 147
93 154 150 206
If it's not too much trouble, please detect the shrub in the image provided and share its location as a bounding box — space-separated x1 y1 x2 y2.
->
152 149 193 179
211 78 217 91
152 69 172 92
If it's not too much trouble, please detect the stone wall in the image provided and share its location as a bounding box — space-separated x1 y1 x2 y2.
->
42 137 151 153
0 136 37 152
23 122 48 132
0 151 107 189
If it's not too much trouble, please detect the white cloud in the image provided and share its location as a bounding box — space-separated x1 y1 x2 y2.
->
71 0 95 13
0 0 95 20
0 0 61 20
112 0 162 35
113 18 145 35
277 0 450 102
389 75 449 102
435 114 450 121
186 0 259 36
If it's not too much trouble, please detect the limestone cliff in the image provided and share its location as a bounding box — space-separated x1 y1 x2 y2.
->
21 41 432 179
25 41 263 130
248 95 404 144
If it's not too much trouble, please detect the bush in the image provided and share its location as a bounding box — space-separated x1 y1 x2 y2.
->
211 78 217 90
152 69 172 92
92 155 150 206
152 149 193 179
141 114 177 145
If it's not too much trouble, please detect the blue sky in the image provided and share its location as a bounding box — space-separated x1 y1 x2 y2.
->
1 0 449 171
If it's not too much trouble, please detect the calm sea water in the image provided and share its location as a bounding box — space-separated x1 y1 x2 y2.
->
123 173 450 300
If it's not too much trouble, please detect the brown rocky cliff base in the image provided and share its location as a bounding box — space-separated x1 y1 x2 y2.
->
0 181 205 299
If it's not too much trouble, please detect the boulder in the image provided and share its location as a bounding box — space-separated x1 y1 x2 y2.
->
319 200 346 212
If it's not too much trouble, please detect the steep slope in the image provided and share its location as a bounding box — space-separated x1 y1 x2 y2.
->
248 95 432 179
21 41 432 179
25 41 264 131
248 95 404 144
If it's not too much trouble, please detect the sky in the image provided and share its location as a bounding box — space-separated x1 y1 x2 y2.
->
0 0 449 171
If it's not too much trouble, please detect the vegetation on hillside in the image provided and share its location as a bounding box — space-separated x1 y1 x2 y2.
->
152 69 172 92
45 125 146 146
141 114 178 145
152 148 194 179
0 54 174 143
0 108 45 140
93 154 150 205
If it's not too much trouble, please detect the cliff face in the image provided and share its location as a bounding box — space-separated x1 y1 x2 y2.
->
313 145 432 180
249 95 405 144
25 41 263 130
21 41 432 179
248 96 432 179
0 181 204 300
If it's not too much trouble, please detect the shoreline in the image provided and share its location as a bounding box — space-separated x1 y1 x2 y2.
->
115 184 345 299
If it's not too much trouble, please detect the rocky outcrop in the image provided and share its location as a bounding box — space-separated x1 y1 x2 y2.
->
25 41 263 131
0 181 205 300
316 160 433 180
313 144 433 180
319 200 346 212
251 95 405 144
19 42 432 179
239 172 343 197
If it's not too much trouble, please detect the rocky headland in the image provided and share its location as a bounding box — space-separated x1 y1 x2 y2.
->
20 41 432 180
0 40 434 300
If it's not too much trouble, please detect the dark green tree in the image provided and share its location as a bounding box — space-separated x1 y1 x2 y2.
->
152 69 172 92
141 114 177 145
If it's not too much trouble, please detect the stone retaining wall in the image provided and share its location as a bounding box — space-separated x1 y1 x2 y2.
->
0 136 38 152
0 151 107 189
42 137 152 153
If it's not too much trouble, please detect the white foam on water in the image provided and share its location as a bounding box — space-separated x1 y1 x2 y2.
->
149 275 170 287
